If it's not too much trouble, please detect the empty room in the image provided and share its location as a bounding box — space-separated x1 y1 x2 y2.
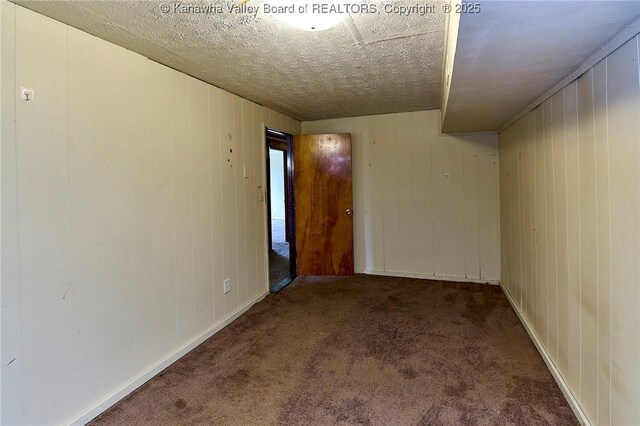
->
1 0 639 424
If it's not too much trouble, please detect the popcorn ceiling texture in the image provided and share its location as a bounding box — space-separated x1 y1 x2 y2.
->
15 0 446 121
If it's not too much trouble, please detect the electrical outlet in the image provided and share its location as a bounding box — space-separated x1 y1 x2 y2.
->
223 278 230 294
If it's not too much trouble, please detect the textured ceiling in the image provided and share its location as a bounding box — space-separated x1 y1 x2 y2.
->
15 0 446 121
442 1 640 132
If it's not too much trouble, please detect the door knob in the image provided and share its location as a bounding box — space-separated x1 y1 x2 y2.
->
346 209 352 215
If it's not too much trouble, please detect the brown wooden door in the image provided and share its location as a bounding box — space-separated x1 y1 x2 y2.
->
294 133 354 275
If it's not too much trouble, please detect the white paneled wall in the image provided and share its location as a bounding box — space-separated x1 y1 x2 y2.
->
500 35 640 426
303 111 500 282
0 4 300 424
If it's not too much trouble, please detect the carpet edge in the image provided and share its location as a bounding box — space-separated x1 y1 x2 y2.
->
500 283 589 426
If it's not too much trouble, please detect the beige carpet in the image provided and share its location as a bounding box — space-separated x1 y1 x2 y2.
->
91 275 576 425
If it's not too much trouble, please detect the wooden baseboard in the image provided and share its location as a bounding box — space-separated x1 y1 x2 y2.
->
67 291 269 426
500 283 590 426
355 268 500 285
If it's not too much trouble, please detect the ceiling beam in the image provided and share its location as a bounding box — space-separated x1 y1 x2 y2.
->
439 0 462 132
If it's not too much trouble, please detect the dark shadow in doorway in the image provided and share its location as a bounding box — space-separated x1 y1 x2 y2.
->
269 218 291 292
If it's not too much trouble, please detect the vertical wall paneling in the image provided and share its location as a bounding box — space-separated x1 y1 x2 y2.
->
431 114 447 278
242 99 257 302
499 35 640 426
148 60 178 358
528 112 537 329
564 81 582 398
368 116 386 272
520 117 531 321
592 58 611 426
171 71 196 345
1 6 302 424
607 36 640 425
351 117 368 271
219 90 239 318
15 8 75 422
67 28 103 412
302 110 500 283
544 99 559 361
500 127 511 298
577 69 598 420
394 114 414 273
208 86 225 325
410 112 433 276
381 114 399 272
233 97 247 309
129 49 155 374
534 106 548 347
444 134 465 278
1 2 25 423
189 78 214 334
551 90 570 380
382 112 415 273
253 103 267 297
509 123 519 312
463 136 480 279
477 134 501 281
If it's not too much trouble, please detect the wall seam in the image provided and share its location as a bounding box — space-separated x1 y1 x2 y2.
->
187 82 196 335
146 60 159 374
64 25 80 400
15 5 28 421
520 122 525 308
207 88 216 324
636 34 640 424
576 75 583 403
591 64 600 424
604 54 612 426
544 104 550 350
218 96 226 318
476 137 481 279
170 74 179 350
127 53 138 372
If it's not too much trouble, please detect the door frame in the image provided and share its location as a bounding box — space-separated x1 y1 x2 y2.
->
265 128 297 280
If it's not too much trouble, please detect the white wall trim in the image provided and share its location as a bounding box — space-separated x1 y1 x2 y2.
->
498 18 640 133
356 269 500 286
66 290 269 426
500 283 590 426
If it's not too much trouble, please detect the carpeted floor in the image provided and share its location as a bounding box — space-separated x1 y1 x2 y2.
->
91 275 576 425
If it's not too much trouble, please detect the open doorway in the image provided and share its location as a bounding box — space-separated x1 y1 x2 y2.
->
266 128 296 292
